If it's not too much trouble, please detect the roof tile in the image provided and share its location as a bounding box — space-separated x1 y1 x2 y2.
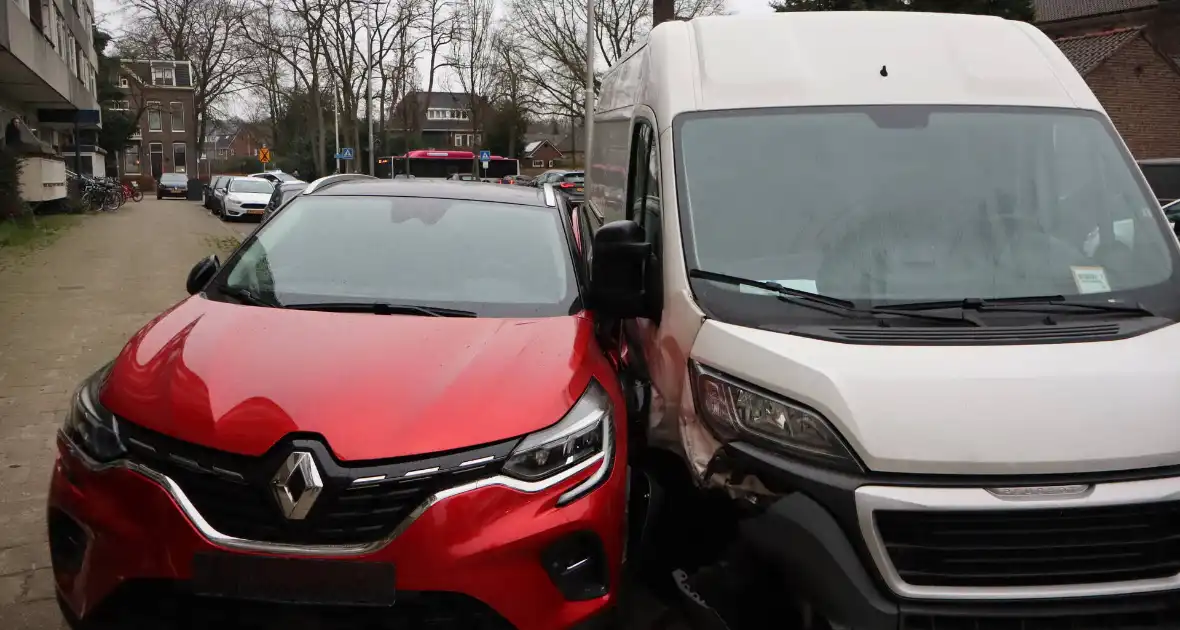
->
1034 0 1158 23
1053 26 1145 74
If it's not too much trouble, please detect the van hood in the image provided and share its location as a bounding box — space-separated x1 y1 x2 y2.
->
101 297 596 461
691 320 1180 475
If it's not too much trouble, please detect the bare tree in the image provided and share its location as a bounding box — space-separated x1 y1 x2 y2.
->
119 0 254 174
417 0 457 142
490 28 538 158
446 0 496 171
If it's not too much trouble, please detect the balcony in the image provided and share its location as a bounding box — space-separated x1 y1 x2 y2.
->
0 0 100 114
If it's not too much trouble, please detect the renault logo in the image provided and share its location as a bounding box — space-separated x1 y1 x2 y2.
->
271 451 324 520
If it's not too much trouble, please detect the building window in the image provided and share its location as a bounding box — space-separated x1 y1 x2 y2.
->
30 0 45 31
453 133 480 147
532 160 543 168
75 42 83 77
118 76 128 88
173 143 187 173
152 66 175 86
66 34 75 72
147 102 162 131
549 160 555 167
125 143 140 173
56 9 65 55
149 142 162 175
427 108 471 121
218 148 228 160
170 102 184 132
109 100 129 111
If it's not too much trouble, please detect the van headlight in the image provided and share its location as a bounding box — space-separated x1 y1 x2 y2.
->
691 362 860 472
62 364 126 463
502 380 614 505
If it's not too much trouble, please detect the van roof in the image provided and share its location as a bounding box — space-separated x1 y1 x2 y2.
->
614 12 1102 127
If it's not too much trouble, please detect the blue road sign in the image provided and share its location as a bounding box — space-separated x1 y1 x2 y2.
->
479 150 491 162
337 147 354 160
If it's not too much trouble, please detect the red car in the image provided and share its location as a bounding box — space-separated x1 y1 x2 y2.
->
49 179 632 629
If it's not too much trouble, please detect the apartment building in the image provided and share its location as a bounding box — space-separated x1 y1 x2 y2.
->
0 0 102 201
110 59 196 181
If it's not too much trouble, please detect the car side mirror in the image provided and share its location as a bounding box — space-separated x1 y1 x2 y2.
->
588 220 652 319
186 255 220 295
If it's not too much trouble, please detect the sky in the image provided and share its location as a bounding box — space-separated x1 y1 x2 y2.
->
91 0 773 116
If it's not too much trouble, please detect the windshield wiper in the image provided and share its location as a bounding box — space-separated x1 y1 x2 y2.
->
688 269 981 326
283 302 477 317
881 296 1156 317
220 285 283 308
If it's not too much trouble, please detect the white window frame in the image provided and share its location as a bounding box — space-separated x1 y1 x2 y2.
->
109 100 129 111
118 76 129 88
125 143 140 173
147 101 162 131
172 142 187 173
169 102 184 132
152 66 175 86
532 160 543 168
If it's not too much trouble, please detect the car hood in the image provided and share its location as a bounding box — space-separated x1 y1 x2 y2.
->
225 192 271 203
101 297 597 460
692 319 1180 475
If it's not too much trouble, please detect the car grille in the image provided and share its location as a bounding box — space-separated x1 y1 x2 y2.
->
875 503 1180 588
88 580 516 629
241 203 266 209
120 421 517 546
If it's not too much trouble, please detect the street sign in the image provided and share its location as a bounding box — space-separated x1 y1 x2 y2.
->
337 147 355 160
479 150 491 161
258 146 271 163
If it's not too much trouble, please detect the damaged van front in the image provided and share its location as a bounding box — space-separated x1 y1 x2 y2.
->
587 11 1180 630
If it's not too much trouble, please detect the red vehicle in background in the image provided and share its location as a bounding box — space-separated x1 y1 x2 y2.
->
377 150 521 181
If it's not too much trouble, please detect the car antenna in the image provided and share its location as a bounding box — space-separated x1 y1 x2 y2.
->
880 65 889 77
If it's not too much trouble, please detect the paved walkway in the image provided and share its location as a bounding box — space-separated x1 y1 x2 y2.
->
0 199 243 629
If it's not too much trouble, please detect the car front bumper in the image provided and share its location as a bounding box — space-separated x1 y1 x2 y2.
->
49 433 626 630
723 442 1180 630
158 188 187 197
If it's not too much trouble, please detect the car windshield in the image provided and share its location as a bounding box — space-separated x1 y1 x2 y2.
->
676 106 1179 316
160 174 186 185
229 179 275 194
219 196 579 317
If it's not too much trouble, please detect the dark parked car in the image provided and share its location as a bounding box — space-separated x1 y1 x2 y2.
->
156 173 189 200
446 173 478 182
203 175 228 209
263 181 309 221
533 170 584 204
1139 158 1180 205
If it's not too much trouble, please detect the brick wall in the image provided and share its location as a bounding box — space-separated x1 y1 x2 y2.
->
132 86 197 180
1087 36 1180 158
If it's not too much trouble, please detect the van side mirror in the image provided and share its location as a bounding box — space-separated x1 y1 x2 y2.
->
186 255 220 295
588 220 652 318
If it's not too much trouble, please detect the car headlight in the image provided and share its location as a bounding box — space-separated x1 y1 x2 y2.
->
62 363 126 463
502 379 614 506
691 362 860 472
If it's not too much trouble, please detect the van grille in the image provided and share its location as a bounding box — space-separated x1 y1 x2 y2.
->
876 502 1180 587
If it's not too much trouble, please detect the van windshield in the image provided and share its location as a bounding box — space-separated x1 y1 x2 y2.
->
675 106 1179 319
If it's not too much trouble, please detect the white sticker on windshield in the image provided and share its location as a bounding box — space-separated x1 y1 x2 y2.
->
739 279 820 296
1071 266 1112 294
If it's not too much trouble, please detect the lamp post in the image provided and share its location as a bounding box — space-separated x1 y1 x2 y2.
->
584 0 594 172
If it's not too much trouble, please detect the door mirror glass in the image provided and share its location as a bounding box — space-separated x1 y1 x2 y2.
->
589 220 651 318
186 255 220 295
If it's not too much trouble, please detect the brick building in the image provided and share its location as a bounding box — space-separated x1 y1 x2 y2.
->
1036 0 1180 158
388 91 490 151
113 59 197 181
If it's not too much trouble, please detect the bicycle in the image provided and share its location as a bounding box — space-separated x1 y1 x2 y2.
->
120 180 143 203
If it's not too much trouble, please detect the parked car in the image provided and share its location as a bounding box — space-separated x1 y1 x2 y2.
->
203 175 228 209
1164 198 1180 230
586 11 1180 629
249 170 303 184
1138 158 1180 205
156 173 189 199
446 173 478 182
512 175 534 186
262 180 309 221
531 170 584 204
219 176 276 221
49 179 638 630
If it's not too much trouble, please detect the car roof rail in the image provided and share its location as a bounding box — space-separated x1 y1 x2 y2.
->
303 173 377 195
542 183 557 207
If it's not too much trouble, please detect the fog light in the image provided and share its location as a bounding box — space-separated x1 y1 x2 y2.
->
541 531 609 601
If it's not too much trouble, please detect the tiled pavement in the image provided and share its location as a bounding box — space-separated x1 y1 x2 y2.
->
0 199 244 629
0 199 685 629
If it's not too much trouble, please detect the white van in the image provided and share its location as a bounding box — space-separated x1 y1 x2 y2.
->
583 11 1180 629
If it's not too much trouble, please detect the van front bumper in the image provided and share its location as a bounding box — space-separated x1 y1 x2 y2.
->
726 442 1180 630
